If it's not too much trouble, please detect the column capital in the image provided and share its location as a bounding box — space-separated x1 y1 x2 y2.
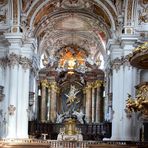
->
5 53 32 69
111 55 131 72
0 57 7 68
19 56 32 70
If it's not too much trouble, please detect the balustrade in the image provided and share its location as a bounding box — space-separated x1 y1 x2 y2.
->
28 121 111 140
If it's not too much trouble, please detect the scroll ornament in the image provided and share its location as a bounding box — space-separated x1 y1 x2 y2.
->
125 83 148 118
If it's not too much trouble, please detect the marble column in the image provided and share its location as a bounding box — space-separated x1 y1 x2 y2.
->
20 67 30 138
91 87 95 123
16 65 23 138
121 66 134 140
0 60 5 138
15 56 31 138
112 65 124 140
28 70 36 121
96 87 101 123
40 82 47 122
7 64 18 138
108 36 138 141
3 63 10 138
47 88 51 121
50 82 57 123
85 82 92 123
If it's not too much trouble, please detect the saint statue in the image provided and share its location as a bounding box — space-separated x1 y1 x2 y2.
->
65 85 80 114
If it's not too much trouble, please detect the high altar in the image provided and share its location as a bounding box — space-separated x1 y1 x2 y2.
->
0 0 148 146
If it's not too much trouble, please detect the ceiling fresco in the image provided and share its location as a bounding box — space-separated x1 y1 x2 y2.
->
21 0 118 70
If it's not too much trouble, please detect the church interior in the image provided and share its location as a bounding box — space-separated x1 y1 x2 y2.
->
0 0 148 147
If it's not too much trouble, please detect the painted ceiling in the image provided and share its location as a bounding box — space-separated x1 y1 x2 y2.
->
21 0 118 70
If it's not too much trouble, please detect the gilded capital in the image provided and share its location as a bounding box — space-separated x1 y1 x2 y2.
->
92 80 103 88
49 82 60 93
41 79 49 88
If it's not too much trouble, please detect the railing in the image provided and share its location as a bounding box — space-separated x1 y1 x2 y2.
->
0 139 148 148
28 121 112 140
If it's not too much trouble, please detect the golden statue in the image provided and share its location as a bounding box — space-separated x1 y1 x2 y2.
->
125 83 148 118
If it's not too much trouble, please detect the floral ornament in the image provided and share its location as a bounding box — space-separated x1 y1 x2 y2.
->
8 105 16 115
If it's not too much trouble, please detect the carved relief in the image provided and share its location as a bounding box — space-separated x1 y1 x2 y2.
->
7 53 20 67
111 55 131 71
111 57 122 71
20 56 32 70
0 0 8 24
22 0 34 13
8 105 16 115
127 0 133 25
0 53 32 69
113 0 123 15
138 0 148 24
0 57 7 68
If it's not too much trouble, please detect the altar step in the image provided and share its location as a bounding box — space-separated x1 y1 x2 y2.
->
0 139 148 148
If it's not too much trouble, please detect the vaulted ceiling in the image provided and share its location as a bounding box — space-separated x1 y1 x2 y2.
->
21 0 118 69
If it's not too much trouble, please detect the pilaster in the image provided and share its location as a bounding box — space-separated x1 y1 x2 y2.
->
85 82 92 123
40 82 47 122
108 36 138 141
50 81 57 123
3 33 34 139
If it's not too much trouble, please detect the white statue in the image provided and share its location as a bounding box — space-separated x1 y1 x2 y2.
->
72 110 85 124
56 113 65 123
65 85 80 110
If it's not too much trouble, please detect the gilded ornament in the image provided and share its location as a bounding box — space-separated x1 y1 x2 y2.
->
129 42 148 69
139 0 148 24
41 79 49 88
125 83 148 118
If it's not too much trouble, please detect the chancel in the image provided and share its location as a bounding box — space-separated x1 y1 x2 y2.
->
0 0 148 148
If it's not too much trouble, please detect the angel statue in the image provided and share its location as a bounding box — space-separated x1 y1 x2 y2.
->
65 85 80 114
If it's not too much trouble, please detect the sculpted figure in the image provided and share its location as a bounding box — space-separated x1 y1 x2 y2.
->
65 85 80 113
